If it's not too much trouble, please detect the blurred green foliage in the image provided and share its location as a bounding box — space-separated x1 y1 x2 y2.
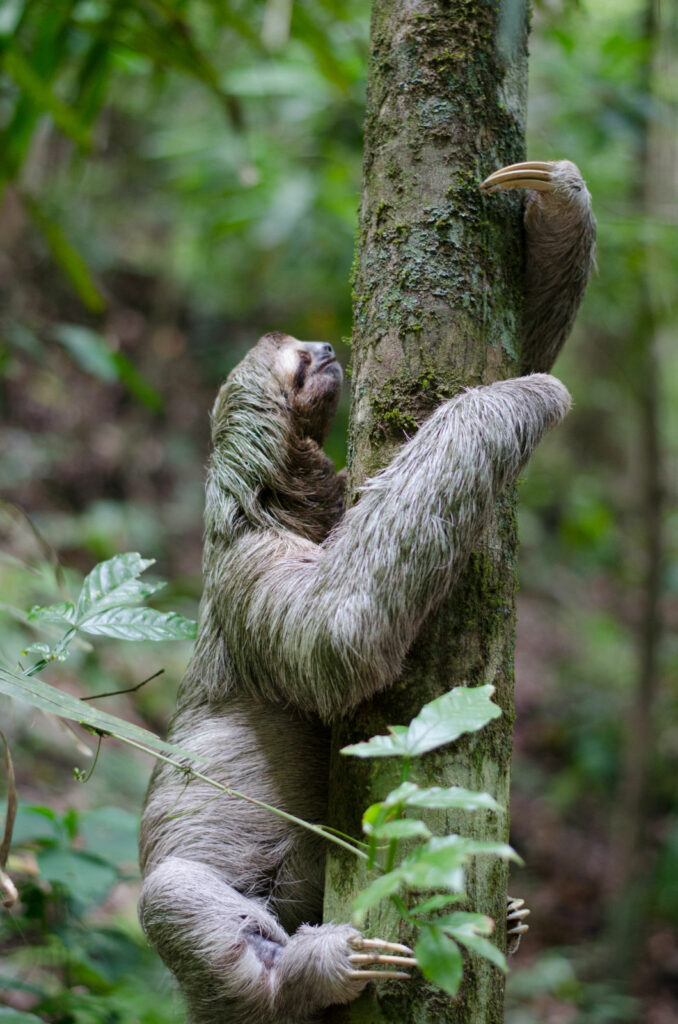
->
0 0 677 1021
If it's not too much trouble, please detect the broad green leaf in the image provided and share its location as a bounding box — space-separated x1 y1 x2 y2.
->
361 801 385 828
37 848 117 905
10 804 61 846
434 912 495 936
0 665 201 761
342 686 501 759
415 926 464 996
79 807 139 868
402 685 501 756
385 782 500 813
53 324 118 380
341 729 407 758
352 869 403 914
381 782 419 806
76 552 156 618
398 837 468 893
27 602 75 625
79 606 197 641
449 929 507 972
410 893 463 916
364 819 431 841
432 912 507 971
399 836 519 892
21 642 51 656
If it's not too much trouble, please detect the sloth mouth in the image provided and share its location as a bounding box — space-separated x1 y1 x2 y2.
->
316 356 339 372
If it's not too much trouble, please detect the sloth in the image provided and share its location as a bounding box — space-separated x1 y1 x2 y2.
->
138 160 596 1024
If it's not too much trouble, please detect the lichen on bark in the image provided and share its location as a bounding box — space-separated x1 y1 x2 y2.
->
324 0 529 1021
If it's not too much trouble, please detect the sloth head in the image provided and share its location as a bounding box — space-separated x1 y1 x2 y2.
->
261 331 343 444
207 331 344 539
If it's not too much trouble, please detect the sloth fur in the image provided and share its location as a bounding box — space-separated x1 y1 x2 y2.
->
139 163 596 1024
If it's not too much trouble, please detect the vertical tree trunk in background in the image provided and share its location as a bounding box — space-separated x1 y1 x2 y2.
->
608 0 673 979
324 2 529 1021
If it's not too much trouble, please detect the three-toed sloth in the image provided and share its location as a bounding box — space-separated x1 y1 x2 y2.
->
139 161 596 1024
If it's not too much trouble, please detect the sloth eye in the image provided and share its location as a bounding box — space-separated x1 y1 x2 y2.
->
293 352 311 390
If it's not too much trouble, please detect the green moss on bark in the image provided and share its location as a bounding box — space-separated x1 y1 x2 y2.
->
324 1 529 1021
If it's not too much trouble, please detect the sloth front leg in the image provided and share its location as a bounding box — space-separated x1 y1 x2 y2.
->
139 857 415 1024
480 159 596 374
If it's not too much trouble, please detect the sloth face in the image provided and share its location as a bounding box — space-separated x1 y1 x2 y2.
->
265 332 343 444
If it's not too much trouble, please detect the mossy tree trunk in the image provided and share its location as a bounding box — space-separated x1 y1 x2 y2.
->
323 1 529 1022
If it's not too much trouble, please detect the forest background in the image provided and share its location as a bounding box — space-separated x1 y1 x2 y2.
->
0 0 677 1022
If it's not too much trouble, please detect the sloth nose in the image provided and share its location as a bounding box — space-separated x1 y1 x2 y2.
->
299 341 336 362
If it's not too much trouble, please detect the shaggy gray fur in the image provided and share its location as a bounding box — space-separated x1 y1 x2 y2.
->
139 167 596 1024
522 161 597 373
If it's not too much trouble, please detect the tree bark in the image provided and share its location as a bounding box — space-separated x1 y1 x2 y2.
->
323 1 529 1021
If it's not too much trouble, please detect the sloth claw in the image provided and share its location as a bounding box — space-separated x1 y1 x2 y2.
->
350 937 413 955
349 953 417 967
507 895 531 955
348 936 416 981
348 969 411 981
480 160 557 194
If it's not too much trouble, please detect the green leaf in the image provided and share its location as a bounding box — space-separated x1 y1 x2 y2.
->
27 601 75 625
53 324 118 381
10 804 61 846
352 869 403 914
415 926 464 996
455 931 506 971
381 782 419 806
402 685 501 756
111 351 163 411
20 196 105 312
398 836 469 892
3 47 92 149
364 819 431 841
79 807 139 868
52 326 163 408
21 642 51 656
438 915 507 972
341 728 408 758
384 782 500 813
410 893 463 916
0 665 202 761
342 686 501 759
76 552 156 618
434 911 495 935
78 606 197 641
37 848 117 905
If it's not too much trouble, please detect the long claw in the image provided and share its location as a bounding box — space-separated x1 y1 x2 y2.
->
480 161 556 194
508 923 529 936
349 954 418 967
507 895 530 955
349 970 411 981
350 937 414 955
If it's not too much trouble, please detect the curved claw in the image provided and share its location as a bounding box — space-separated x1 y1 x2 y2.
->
348 969 411 981
507 895 530 956
350 937 414 955
350 954 418 967
480 161 557 194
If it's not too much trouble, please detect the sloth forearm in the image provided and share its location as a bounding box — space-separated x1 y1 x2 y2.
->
216 374 570 719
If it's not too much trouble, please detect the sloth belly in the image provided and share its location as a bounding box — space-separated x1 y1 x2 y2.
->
139 696 331 932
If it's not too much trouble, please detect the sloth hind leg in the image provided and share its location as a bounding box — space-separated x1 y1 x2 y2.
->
139 856 377 1024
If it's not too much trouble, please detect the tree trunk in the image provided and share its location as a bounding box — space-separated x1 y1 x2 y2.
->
323 1 529 1022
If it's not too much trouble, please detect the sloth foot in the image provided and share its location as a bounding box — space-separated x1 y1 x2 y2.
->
348 936 417 981
507 895 530 955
